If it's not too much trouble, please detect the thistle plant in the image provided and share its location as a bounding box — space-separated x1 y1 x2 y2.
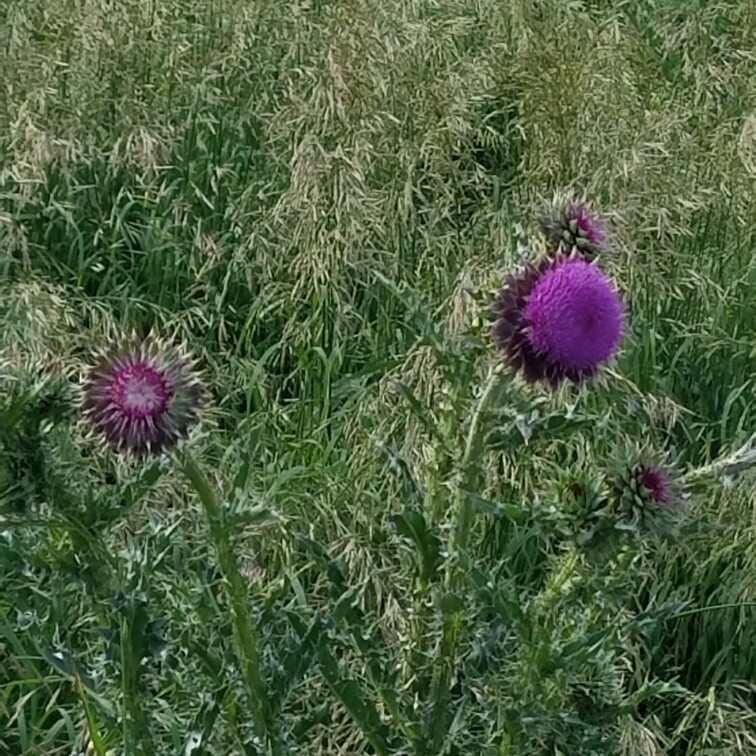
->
81 335 274 751
365 198 706 752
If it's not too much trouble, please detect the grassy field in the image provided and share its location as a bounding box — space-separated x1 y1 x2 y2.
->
1 0 756 754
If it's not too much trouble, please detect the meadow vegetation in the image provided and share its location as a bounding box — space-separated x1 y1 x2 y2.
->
1 0 756 753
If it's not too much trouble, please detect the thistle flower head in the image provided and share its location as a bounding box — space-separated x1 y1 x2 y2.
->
549 465 610 522
539 197 609 259
608 446 680 535
492 255 625 388
636 464 673 505
82 335 204 457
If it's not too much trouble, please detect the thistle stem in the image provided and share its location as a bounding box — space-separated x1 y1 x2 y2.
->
175 450 273 749
681 435 756 491
453 365 505 558
121 614 149 756
427 365 504 748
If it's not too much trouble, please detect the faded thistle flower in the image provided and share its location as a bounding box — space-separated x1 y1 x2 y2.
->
82 335 204 457
539 198 609 260
636 464 674 505
492 255 625 388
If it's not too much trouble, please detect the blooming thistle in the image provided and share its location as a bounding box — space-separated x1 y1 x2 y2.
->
492 254 625 388
538 197 610 260
81 335 204 457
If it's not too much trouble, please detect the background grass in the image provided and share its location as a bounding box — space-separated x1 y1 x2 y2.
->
1 0 755 753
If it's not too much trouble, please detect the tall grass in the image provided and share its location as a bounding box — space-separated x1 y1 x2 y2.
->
2 0 755 753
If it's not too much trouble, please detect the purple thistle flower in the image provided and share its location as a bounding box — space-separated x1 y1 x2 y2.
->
82 335 204 457
492 255 625 388
539 199 609 259
636 464 673 505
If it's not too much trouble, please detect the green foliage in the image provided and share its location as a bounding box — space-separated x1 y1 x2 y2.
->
2 0 756 754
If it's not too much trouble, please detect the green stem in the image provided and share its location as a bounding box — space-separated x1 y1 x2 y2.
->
175 450 273 749
659 601 756 620
452 366 505 559
121 615 148 756
427 366 504 749
681 435 756 491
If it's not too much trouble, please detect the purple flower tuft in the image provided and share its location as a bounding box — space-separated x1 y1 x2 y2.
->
492 255 625 388
525 258 624 370
637 465 673 505
82 335 204 457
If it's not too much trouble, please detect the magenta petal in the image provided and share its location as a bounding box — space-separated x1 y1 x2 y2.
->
524 258 624 371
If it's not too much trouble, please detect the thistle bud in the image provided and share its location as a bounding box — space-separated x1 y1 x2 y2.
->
539 196 610 260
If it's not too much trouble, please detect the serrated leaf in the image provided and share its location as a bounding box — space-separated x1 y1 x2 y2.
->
464 491 524 520
291 702 331 738
232 458 251 492
392 380 446 444
436 592 465 614
121 460 163 507
627 679 686 705
373 440 424 507
390 509 441 581
39 645 100 695
331 586 361 624
226 505 280 531
266 465 306 497
314 639 392 756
